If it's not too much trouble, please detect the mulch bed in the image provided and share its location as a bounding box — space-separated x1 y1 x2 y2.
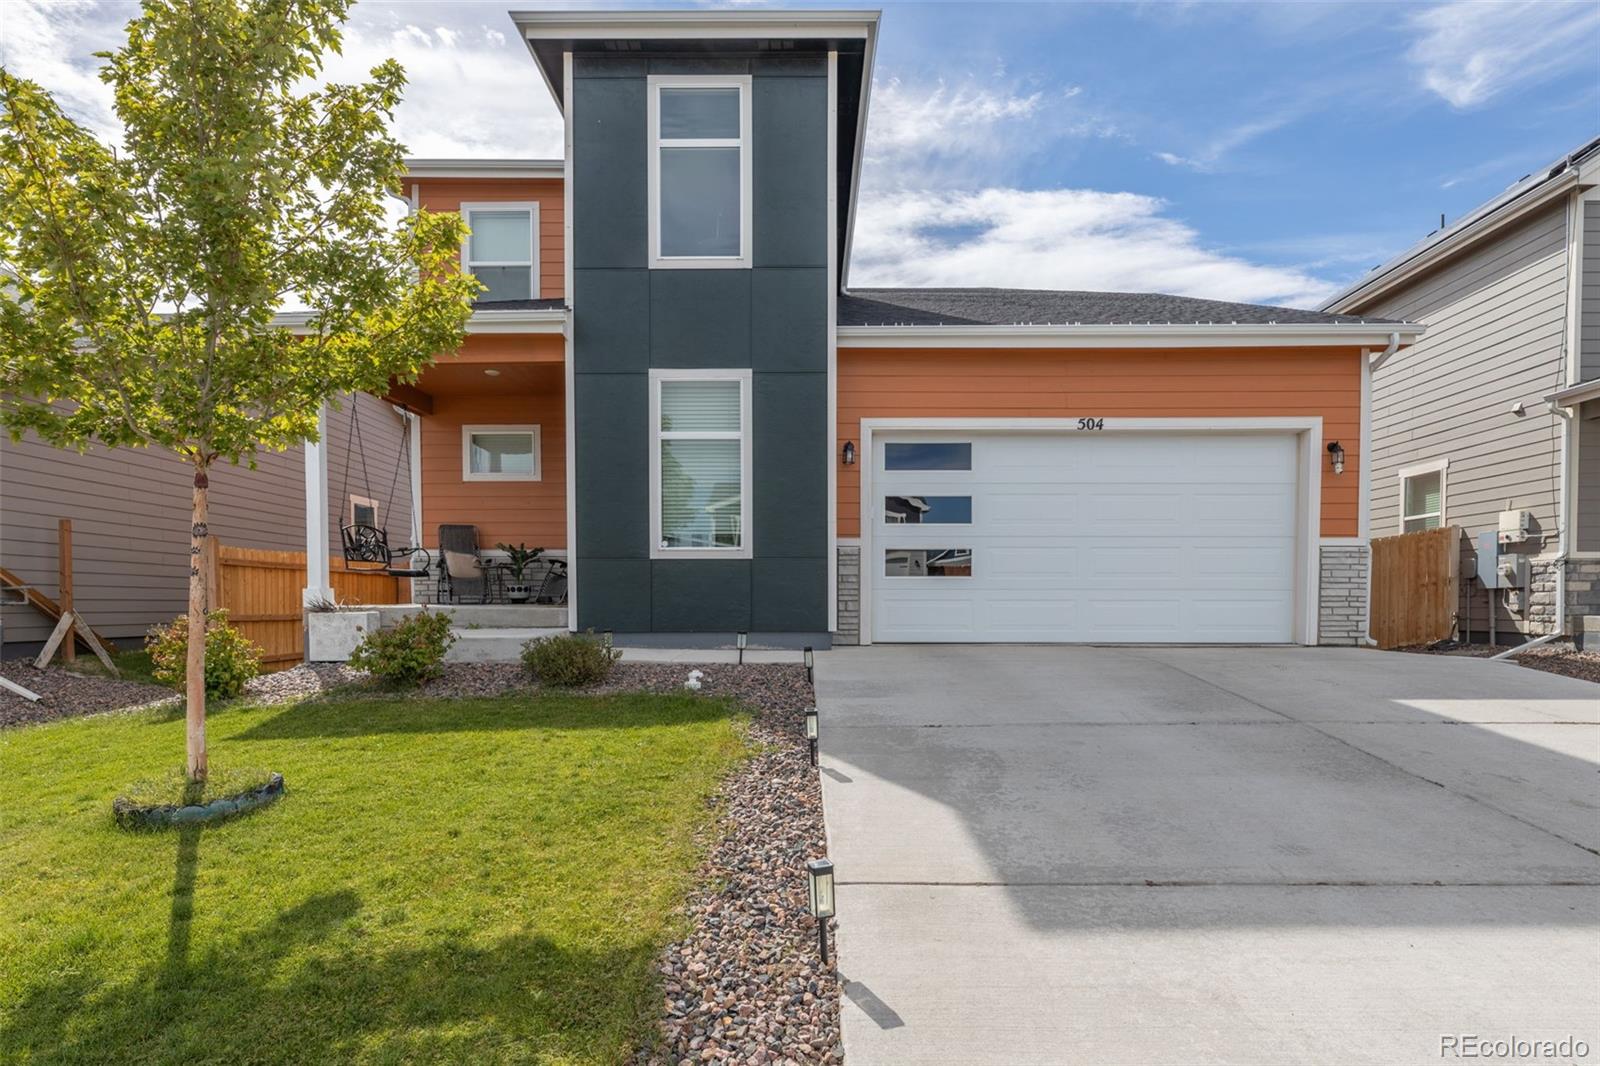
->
0 664 174 728
1399 640 1600 685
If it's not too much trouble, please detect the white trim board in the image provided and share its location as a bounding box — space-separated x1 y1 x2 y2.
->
855 417 1325 647
826 49 840 634
405 158 564 180
563 50 578 632
836 323 1423 349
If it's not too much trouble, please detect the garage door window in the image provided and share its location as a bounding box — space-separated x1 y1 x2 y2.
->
884 495 972 524
886 548 973 577
884 442 971 471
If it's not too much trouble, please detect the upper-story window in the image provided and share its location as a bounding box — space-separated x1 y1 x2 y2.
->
647 75 752 269
460 201 538 301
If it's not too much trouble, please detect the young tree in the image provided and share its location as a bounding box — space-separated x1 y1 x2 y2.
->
0 0 477 780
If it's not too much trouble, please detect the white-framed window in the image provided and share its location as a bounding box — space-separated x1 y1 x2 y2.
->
462 425 541 482
1398 458 1448 533
349 495 380 528
649 369 752 559
460 201 538 301
646 75 752 269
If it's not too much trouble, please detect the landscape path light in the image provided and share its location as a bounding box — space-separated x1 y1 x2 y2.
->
805 706 819 766
736 630 747 665
803 645 814 684
806 857 836 965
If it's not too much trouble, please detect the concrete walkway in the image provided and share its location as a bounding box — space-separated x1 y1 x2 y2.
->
816 646 1600 1066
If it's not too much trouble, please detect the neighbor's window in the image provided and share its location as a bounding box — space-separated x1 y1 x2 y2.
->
349 495 379 528
648 76 751 266
651 371 751 557
1400 463 1445 532
885 548 974 577
884 496 973 524
462 425 540 482
461 202 537 301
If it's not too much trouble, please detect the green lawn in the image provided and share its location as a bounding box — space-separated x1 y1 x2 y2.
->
0 691 749 1065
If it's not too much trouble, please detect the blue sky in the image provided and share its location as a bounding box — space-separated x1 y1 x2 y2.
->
5 0 1598 307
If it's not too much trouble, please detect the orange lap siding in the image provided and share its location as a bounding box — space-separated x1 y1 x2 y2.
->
837 347 1362 539
413 177 565 301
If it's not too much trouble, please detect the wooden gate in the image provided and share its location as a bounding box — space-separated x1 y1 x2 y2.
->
206 542 404 671
1368 526 1459 649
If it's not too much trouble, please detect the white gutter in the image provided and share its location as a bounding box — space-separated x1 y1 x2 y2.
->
403 158 564 181
1369 330 1402 371
270 308 566 336
836 322 1424 350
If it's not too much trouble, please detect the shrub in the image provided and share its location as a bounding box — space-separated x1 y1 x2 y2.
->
522 630 621 687
145 609 261 700
348 610 457 687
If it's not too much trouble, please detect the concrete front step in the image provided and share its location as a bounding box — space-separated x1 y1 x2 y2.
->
376 603 567 629
444 627 567 662
1577 615 1600 651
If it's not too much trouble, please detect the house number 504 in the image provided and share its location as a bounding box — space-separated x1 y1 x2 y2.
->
1076 417 1105 430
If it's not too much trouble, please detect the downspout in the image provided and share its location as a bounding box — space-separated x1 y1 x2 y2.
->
1494 399 1574 660
1360 332 1402 647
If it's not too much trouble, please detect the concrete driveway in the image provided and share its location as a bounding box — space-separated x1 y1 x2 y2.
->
815 647 1600 1066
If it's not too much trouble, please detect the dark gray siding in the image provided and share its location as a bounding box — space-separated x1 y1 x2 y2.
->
1582 199 1600 382
571 52 829 634
0 391 408 650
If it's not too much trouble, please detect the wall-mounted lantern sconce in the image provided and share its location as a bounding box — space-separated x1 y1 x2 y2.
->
803 645 814 684
806 857 836 964
736 630 748 665
1327 441 1345 476
805 706 819 766
842 441 856 466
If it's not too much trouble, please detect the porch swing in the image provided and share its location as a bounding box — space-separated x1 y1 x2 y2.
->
338 401 432 579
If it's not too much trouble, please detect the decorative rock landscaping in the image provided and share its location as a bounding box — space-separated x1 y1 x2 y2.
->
112 771 285 830
627 664 841 1065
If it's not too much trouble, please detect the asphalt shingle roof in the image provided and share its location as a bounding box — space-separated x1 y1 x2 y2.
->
837 288 1405 327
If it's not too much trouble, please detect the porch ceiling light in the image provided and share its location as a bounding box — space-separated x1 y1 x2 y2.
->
805 857 836 964
1327 440 1345 475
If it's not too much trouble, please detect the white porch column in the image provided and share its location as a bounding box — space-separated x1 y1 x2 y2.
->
303 401 333 606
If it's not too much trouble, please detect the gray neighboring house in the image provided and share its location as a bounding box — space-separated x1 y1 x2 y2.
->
0 392 413 658
1322 135 1600 644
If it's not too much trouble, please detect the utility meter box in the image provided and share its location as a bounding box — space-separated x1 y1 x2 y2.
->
1498 554 1529 590
1498 509 1532 545
1474 530 1504 589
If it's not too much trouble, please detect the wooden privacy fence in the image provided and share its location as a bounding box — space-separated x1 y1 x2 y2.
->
1369 525 1459 649
205 542 404 671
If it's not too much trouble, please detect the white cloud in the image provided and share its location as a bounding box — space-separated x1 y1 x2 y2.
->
850 187 1339 310
1407 0 1600 109
1154 114 1293 172
0 0 558 158
0 0 129 142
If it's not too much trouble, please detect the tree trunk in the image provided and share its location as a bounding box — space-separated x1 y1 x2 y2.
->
186 462 210 782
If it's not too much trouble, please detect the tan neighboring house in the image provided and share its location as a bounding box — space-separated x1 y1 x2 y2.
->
0 393 414 658
1322 135 1600 645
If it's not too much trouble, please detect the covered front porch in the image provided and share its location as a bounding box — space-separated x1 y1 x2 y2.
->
302 323 571 653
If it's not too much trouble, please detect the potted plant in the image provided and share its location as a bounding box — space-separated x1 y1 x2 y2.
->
496 543 544 603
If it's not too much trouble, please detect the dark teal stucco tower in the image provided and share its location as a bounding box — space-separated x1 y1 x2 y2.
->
516 11 877 642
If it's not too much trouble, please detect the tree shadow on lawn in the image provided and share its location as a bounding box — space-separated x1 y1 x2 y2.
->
233 690 745 742
6 822 661 1064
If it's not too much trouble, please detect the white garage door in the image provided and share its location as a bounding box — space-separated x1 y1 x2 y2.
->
869 431 1301 643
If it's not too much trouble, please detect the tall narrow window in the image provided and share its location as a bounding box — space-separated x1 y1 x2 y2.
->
650 370 752 558
460 202 537 301
648 76 752 267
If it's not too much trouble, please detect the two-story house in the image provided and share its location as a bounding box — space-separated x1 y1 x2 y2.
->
300 8 1425 650
1323 137 1600 647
